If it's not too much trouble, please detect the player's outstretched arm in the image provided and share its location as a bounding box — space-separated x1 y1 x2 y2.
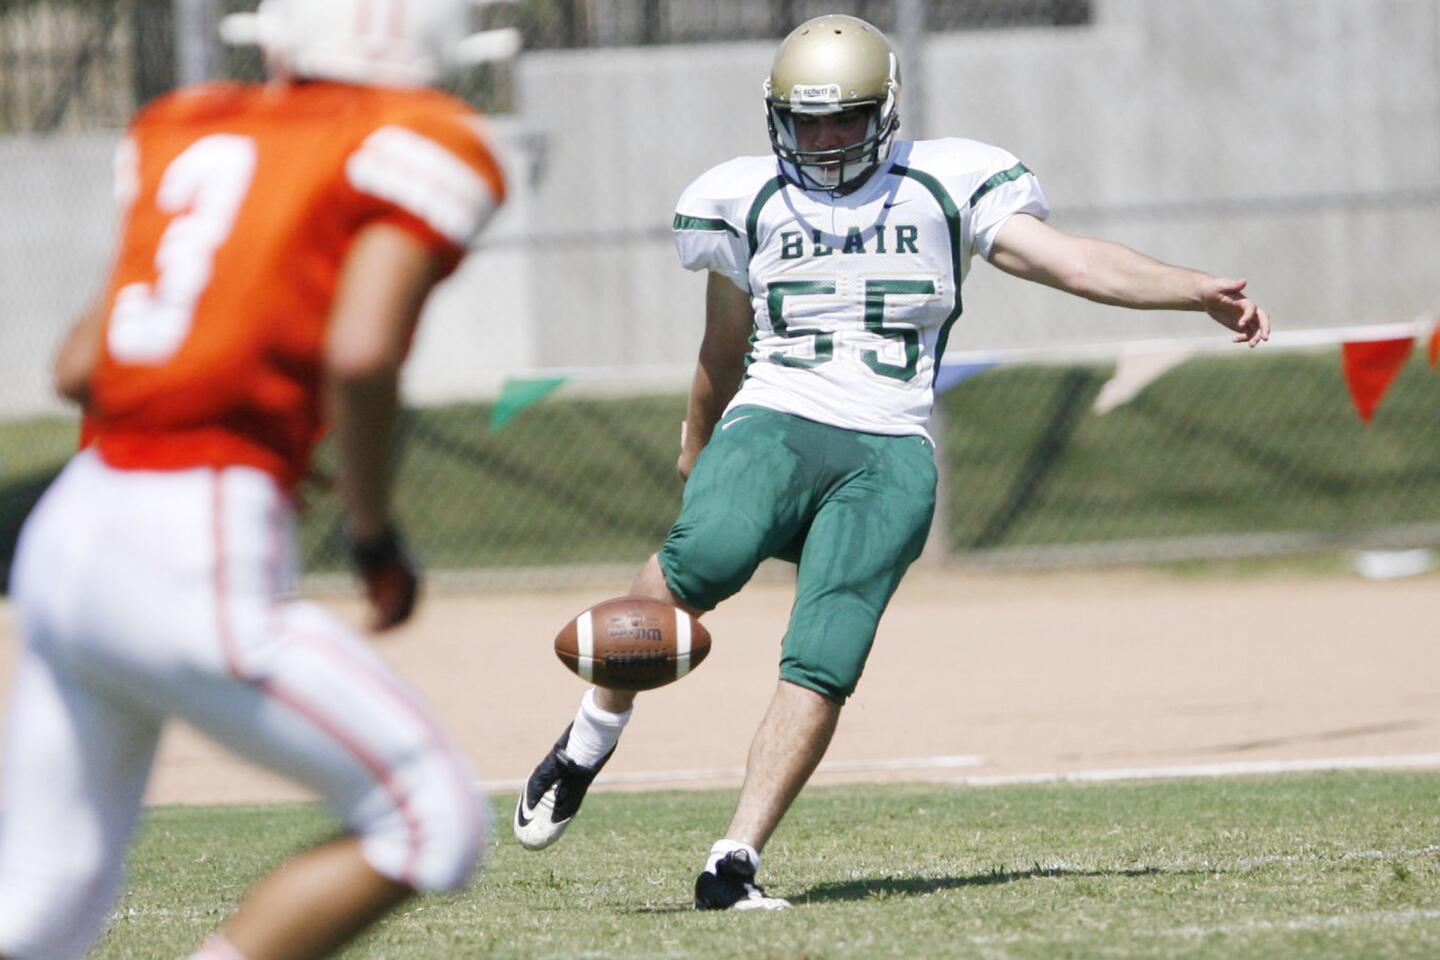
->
325 223 443 631
989 213 1271 347
678 272 754 479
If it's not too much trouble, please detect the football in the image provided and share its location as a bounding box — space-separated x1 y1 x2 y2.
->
554 595 711 690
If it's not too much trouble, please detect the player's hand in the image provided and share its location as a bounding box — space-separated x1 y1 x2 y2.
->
1201 277 1270 348
347 524 420 632
677 447 699 482
677 420 701 482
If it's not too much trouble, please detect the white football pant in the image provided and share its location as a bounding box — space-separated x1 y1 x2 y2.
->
0 451 485 960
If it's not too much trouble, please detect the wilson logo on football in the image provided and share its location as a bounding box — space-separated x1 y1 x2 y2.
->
606 625 664 643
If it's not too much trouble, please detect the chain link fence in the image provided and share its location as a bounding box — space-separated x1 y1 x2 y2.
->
0 0 1091 132
5 339 1437 589
2 0 1438 588
372 342 1440 582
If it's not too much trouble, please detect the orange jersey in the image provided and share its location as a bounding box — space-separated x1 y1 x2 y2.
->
86 80 505 489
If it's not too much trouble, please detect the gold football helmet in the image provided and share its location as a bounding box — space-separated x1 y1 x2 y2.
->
764 14 902 194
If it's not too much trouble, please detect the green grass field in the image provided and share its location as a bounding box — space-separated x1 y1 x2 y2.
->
96 772 1440 958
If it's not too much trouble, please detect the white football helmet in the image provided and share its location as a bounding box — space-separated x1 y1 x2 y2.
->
221 0 521 88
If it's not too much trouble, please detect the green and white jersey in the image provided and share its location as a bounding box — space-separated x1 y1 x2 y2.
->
672 138 1049 439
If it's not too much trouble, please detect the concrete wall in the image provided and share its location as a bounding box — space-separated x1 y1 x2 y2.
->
3 0 1438 414
0 135 117 417
516 0 1440 363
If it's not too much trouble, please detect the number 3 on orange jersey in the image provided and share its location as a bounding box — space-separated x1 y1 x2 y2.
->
108 134 257 364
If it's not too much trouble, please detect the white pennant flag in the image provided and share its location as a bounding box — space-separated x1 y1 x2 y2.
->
1092 347 1196 415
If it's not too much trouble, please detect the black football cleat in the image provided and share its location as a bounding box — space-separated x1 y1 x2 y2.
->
513 724 612 850
694 850 791 911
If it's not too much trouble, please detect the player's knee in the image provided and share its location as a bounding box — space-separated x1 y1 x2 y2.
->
660 517 762 610
357 749 488 893
779 618 877 704
778 659 857 704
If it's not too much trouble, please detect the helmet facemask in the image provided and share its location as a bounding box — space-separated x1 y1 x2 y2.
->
764 15 902 196
766 85 899 194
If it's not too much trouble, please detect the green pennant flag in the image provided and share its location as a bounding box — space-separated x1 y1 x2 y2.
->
490 376 568 430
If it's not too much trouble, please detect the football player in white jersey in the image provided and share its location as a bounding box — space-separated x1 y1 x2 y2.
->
515 14 1269 910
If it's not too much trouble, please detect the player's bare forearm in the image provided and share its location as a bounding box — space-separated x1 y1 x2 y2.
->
328 373 399 540
53 301 106 406
1056 238 1270 346
992 215 1201 308
991 214 1270 346
326 225 439 630
679 272 755 477
684 348 745 450
678 353 743 480
325 224 440 537
1044 237 1215 310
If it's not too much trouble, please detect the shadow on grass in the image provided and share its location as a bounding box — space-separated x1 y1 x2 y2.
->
794 863 1177 904
625 863 1181 913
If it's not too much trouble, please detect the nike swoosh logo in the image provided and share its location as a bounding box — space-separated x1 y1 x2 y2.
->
882 199 909 209
721 415 754 431
515 795 536 827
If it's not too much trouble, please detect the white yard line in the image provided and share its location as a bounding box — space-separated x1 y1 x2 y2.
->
953 753 1440 787
480 753 987 793
481 751 1440 793
964 908 1440 947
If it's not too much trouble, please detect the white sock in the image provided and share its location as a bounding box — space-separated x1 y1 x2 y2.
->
706 838 760 875
562 688 631 768
187 935 247 960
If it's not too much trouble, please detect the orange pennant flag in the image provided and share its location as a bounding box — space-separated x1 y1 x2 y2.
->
1342 338 1414 422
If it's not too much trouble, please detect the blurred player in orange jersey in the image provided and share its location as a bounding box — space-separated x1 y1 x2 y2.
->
0 2 517 958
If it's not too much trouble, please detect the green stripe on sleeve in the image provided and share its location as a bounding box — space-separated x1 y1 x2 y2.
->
673 213 740 236
967 162 1031 208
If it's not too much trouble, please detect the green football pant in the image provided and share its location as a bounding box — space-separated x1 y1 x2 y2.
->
659 406 936 702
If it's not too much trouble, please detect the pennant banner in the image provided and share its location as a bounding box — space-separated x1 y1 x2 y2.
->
1342 338 1413 423
932 319 1437 422
490 376 568 430
1092 348 1196 415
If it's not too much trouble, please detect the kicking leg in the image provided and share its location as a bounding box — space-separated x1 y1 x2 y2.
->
516 409 813 853
512 690 630 850
514 553 705 849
